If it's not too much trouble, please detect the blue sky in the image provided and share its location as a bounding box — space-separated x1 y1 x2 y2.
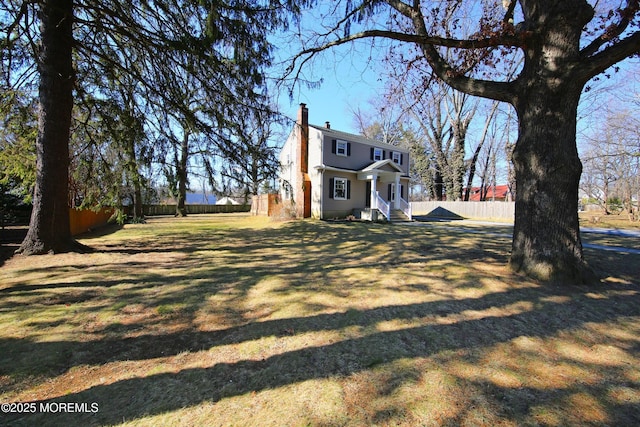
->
272 5 392 135
276 46 388 134
276 42 639 145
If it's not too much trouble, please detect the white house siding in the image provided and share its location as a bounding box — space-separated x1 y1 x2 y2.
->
309 128 324 218
279 131 301 207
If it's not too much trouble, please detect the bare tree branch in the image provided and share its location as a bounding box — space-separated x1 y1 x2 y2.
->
581 0 640 57
579 30 640 82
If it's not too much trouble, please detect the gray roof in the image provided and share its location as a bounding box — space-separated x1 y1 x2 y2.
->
308 124 410 152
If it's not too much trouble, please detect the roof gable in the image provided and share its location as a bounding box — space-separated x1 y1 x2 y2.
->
361 159 404 173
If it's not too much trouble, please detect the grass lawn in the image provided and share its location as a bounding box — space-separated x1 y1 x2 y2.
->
578 212 640 231
1 213 639 426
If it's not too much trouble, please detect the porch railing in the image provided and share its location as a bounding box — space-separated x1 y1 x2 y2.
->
399 197 412 220
376 192 390 220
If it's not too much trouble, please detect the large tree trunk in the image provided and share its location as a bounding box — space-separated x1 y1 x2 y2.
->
509 89 595 282
18 0 83 255
433 168 444 201
124 137 144 220
132 178 144 220
508 1 597 283
175 132 189 217
251 158 260 196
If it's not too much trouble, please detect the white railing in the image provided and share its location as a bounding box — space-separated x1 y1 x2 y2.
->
376 192 390 220
399 197 412 220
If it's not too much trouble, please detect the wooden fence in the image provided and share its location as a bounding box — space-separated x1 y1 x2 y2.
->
70 204 250 235
67 201 512 234
411 201 515 220
137 204 250 216
69 208 115 236
251 194 294 218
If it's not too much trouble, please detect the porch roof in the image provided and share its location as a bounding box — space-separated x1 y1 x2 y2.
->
315 159 405 176
361 159 404 173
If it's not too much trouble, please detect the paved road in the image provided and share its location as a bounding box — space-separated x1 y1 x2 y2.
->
404 219 640 255
580 227 640 238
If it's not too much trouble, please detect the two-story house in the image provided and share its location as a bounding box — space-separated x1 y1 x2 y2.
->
279 104 411 221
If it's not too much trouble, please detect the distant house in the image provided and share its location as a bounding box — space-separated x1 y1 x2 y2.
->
279 104 411 221
216 196 240 205
468 185 511 202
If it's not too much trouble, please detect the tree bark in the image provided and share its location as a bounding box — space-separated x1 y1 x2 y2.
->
509 87 596 281
18 0 84 255
124 135 144 220
175 132 189 217
433 168 444 201
464 143 482 201
508 1 598 283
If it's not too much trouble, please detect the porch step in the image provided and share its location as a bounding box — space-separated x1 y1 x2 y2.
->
389 209 412 223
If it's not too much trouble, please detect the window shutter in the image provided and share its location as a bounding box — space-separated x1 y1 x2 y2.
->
347 143 351 156
401 184 404 199
329 178 334 199
383 150 386 160
332 139 336 154
388 184 392 199
347 180 351 199
400 154 404 165
370 147 374 160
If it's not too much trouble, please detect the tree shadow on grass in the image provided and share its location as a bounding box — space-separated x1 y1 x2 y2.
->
2 218 639 425
74 223 124 240
1 223 126 268
2 282 639 425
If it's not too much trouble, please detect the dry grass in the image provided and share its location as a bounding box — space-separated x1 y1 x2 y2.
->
1 213 639 426
579 211 640 230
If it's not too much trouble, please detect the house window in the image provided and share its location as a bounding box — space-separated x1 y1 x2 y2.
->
332 139 350 156
392 151 402 164
330 177 350 200
334 178 347 199
336 141 348 156
373 148 383 161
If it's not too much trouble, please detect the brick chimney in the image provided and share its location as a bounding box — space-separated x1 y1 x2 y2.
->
296 104 311 218
325 121 330 129
297 103 309 173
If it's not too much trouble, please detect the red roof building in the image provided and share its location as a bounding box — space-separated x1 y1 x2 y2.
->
468 184 511 201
